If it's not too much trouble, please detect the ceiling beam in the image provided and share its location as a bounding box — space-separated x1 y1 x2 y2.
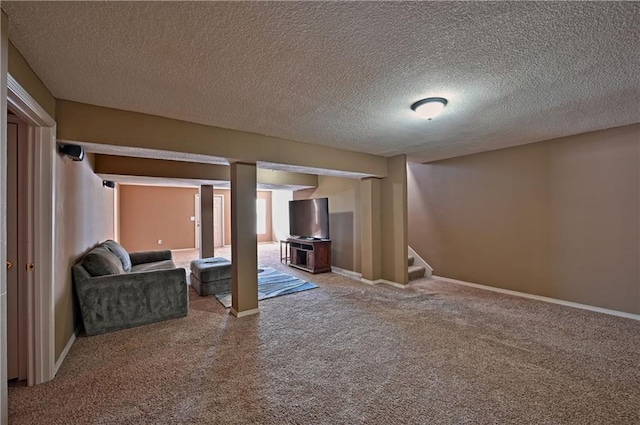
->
57 100 388 177
93 154 318 188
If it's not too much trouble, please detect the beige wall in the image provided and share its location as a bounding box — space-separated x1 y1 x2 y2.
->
8 42 55 119
408 124 640 314
295 176 361 273
54 153 115 358
119 185 199 252
215 188 272 244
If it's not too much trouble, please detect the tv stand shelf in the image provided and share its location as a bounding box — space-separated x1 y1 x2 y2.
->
287 237 331 274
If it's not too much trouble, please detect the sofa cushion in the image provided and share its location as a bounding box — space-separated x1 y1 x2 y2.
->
130 260 177 273
82 247 125 277
129 250 173 266
102 240 132 272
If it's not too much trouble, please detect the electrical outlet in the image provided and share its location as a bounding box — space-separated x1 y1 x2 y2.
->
157 239 162 245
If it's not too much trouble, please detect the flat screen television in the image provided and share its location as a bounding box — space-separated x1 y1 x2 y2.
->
289 198 330 239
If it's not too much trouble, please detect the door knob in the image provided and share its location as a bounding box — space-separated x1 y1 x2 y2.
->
6 260 12 270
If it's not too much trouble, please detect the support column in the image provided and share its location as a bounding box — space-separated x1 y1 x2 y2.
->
361 177 382 282
380 155 408 285
199 185 214 259
230 162 259 317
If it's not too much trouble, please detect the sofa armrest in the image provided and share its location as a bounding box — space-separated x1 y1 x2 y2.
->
129 249 172 265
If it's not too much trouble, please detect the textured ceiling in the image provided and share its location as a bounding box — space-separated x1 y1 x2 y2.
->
4 2 640 163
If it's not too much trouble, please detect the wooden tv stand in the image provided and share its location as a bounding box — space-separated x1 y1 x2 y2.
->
287 237 331 274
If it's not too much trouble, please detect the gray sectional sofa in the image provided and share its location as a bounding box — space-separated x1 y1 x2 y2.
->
73 240 188 336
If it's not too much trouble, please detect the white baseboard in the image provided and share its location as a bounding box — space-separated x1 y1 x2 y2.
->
331 266 362 280
377 279 408 289
53 326 80 376
359 277 407 289
435 275 640 321
230 307 260 318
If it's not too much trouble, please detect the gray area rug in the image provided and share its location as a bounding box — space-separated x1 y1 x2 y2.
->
214 267 318 308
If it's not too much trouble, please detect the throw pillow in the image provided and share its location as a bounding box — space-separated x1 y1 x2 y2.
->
103 239 132 272
82 247 125 277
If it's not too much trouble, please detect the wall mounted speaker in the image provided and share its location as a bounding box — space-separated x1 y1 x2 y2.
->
59 144 85 161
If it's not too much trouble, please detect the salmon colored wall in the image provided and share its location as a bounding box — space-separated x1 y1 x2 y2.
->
119 185 198 251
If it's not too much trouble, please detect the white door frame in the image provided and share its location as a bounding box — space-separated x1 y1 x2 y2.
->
6 74 56 386
194 194 200 249
214 194 224 247
113 183 120 242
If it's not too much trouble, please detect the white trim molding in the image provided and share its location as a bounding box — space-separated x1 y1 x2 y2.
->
435 275 640 321
331 266 408 289
7 75 55 127
360 278 408 289
113 183 120 242
31 124 57 385
331 266 362 280
230 307 260 318
53 327 79 376
7 73 57 385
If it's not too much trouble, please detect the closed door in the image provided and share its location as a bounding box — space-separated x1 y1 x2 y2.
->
214 195 223 247
7 117 27 381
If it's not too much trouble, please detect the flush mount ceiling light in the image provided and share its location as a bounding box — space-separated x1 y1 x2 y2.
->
411 97 448 120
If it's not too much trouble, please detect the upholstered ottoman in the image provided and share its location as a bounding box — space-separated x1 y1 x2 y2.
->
190 257 232 296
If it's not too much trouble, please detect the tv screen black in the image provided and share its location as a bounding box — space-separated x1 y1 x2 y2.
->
289 198 330 239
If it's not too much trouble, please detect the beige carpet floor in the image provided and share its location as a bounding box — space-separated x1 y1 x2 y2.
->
8 243 640 424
